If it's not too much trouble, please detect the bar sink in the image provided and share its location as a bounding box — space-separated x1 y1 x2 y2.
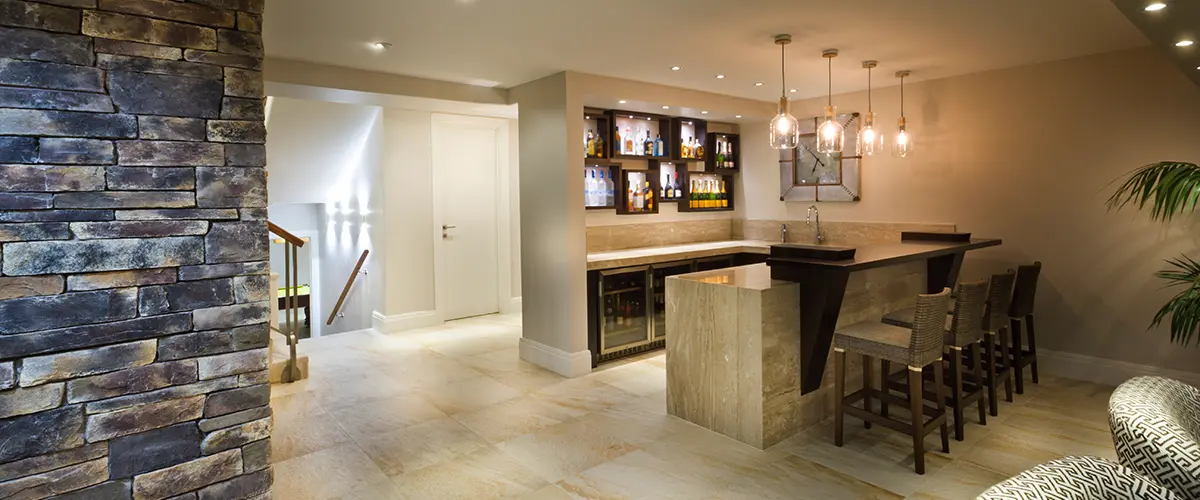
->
770 243 857 261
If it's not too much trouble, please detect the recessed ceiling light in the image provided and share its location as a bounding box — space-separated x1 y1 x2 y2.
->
671 66 681 71
789 88 797 93
716 74 725 79
1177 40 1195 46
618 100 627 104
754 82 763 86
370 42 392 50
1145 2 1166 11
735 115 742 118
701 111 708 114
662 105 670 109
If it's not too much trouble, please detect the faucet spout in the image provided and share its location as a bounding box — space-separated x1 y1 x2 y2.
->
780 223 788 243
806 205 827 244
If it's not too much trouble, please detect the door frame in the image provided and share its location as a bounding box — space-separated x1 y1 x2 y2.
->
430 113 514 322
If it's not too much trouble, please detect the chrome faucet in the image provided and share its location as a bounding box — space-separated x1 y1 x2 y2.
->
806 205 827 243
780 223 788 243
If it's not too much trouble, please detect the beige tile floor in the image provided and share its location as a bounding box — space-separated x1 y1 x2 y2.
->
269 313 1118 500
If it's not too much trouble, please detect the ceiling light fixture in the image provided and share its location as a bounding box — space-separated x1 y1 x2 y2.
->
736 115 742 118
816 49 844 154
716 74 725 79
858 60 883 156
755 82 764 87
371 42 392 50
671 66 681 71
1145 2 1166 11
789 88 797 93
1176 40 1194 47
893 70 913 159
662 105 670 109
701 111 709 114
769 34 800 150
618 100 627 104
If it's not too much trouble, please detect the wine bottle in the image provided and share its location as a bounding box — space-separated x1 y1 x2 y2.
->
720 180 728 208
715 140 725 168
673 173 682 199
660 173 668 200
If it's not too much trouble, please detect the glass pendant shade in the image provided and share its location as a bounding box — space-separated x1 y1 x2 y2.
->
816 105 843 154
893 117 913 158
770 97 800 149
858 111 883 156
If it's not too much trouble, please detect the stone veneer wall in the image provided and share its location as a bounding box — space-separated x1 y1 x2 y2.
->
0 1 271 499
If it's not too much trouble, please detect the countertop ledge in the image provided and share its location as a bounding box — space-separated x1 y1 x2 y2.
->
586 240 774 270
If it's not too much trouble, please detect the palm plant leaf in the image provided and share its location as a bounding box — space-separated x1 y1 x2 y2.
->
1152 255 1200 347
1107 162 1200 222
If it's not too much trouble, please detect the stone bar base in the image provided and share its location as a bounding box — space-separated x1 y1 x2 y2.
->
666 261 924 449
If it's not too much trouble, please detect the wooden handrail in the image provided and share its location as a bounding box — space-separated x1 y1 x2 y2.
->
268 221 306 247
327 249 369 325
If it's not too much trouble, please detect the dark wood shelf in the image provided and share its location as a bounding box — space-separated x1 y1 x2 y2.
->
587 205 616 210
678 170 734 212
613 154 671 161
671 117 707 162
706 132 740 173
616 168 660 215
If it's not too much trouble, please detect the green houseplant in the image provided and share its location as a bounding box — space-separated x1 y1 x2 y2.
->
1108 161 1200 346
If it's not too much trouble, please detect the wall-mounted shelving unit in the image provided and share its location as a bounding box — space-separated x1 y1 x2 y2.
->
670 118 707 162
653 161 686 203
584 108 612 160
706 132 740 172
584 161 619 210
609 110 671 161
679 170 734 212
616 168 659 215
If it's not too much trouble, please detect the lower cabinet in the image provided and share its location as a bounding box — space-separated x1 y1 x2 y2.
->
587 252 768 366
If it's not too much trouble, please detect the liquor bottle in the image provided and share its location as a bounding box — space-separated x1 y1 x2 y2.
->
624 127 633 155
586 130 595 158
655 134 664 157
673 173 682 199
614 128 622 156
696 138 704 160
660 173 668 200
644 181 654 211
715 141 725 168
680 137 688 159
627 182 635 212
596 134 605 159
584 169 593 207
604 170 615 207
644 132 652 156
616 295 624 326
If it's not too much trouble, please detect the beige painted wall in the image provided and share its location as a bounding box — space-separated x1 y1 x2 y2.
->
742 47 1200 372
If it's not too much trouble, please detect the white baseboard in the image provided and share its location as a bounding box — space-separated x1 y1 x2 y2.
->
1038 348 1200 388
501 296 522 314
371 310 441 334
519 337 591 378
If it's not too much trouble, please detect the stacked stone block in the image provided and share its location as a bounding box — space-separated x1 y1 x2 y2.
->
0 0 271 498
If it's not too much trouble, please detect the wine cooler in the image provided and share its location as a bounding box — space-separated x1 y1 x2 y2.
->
597 265 651 356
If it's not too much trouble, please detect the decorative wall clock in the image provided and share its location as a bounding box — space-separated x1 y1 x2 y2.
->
779 112 862 202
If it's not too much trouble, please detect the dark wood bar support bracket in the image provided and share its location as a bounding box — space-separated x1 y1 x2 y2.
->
768 234 1001 394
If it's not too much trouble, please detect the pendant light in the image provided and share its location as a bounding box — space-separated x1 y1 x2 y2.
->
857 60 883 156
769 34 800 150
893 70 913 158
816 49 844 154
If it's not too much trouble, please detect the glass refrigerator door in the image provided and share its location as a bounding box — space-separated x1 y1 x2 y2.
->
651 262 694 340
599 266 651 353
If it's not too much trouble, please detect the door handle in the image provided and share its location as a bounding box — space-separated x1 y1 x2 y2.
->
442 224 456 239
442 225 457 230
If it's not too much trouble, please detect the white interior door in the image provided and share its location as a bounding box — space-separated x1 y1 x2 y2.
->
434 116 501 320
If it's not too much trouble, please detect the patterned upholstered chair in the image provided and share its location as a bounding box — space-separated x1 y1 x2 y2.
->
977 455 1180 499
1109 376 1200 498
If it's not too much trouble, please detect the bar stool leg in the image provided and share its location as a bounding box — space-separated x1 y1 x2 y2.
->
909 366 925 475
862 354 873 429
880 360 890 420
949 347 964 441
999 326 1014 402
1027 314 1039 384
933 359 950 453
1010 317 1025 395
971 342 986 425
835 349 845 447
984 332 998 416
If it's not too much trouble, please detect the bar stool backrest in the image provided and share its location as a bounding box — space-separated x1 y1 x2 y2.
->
948 279 988 347
908 288 953 367
983 270 1016 333
1008 261 1042 318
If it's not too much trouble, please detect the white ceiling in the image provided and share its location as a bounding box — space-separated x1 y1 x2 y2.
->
263 0 1148 101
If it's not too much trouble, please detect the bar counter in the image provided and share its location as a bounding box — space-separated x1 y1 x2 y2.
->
664 235 1000 449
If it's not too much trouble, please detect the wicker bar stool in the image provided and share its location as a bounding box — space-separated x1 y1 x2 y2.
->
880 280 989 441
833 288 953 475
978 270 1016 415
1009 262 1042 394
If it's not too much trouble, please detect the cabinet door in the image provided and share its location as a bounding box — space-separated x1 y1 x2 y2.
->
651 261 694 340
598 266 651 353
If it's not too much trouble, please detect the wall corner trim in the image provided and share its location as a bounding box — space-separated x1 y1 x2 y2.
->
1039 348 1200 388
519 337 591 378
371 310 442 333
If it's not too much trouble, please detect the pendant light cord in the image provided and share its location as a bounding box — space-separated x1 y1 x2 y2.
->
900 74 905 118
780 43 786 99
867 67 872 113
826 56 832 106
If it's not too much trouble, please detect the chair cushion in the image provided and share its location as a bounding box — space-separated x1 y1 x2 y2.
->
976 456 1180 499
834 321 918 366
1109 376 1200 499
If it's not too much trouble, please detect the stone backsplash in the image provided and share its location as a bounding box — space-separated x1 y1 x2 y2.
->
735 219 957 245
586 219 733 253
0 1 271 498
